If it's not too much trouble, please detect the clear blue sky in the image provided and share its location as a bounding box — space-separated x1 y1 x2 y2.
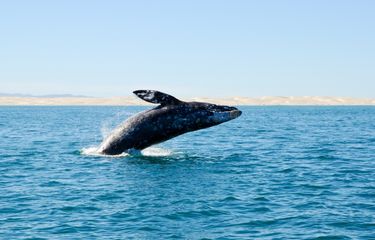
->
1 0 374 97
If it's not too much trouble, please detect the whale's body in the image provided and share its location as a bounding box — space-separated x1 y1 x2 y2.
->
98 90 241 155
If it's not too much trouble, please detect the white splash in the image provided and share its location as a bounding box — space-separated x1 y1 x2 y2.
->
80 146 173 158
100 111 133 138
80 146 129 158
141 147 173 157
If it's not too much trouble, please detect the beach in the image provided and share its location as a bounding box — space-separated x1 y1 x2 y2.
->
1 96 374 106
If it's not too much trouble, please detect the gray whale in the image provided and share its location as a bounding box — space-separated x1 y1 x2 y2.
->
98 90 242 155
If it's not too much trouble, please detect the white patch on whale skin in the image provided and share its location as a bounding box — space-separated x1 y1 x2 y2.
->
143 91 155 101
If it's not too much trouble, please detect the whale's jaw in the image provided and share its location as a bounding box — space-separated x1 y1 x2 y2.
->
208 107 242 124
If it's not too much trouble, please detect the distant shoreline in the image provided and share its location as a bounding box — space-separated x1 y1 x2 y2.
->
0 96 374 106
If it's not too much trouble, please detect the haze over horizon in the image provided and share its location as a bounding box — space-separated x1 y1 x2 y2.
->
1 1 374 98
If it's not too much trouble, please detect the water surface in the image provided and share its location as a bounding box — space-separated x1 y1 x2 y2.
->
0 106 374 239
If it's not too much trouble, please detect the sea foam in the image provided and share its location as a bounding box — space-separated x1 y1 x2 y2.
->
81 146 172 157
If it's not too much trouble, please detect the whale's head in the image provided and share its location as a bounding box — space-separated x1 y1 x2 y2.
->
185 102 242 129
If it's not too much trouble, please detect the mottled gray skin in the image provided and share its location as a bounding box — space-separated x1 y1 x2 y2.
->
98 90 242 155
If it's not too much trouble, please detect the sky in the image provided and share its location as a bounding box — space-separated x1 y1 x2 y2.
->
0 0 374 98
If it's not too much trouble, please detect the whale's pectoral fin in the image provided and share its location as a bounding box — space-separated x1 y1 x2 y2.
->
133 90 182 105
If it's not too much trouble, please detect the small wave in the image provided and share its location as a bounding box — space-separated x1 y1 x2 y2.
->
80 146 173 158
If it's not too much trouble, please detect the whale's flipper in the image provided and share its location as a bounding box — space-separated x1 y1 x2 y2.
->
133 90 182 105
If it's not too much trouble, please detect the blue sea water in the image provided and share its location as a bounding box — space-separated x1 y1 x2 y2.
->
0 106 374 239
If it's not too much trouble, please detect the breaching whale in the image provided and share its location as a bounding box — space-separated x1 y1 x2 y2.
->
97 90 242 155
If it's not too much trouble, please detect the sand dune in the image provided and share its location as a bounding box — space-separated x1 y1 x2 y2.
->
0 96 374 106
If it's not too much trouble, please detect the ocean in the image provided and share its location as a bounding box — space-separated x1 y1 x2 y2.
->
0 106 374 239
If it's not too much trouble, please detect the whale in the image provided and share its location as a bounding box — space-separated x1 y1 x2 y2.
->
97 90 242 155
